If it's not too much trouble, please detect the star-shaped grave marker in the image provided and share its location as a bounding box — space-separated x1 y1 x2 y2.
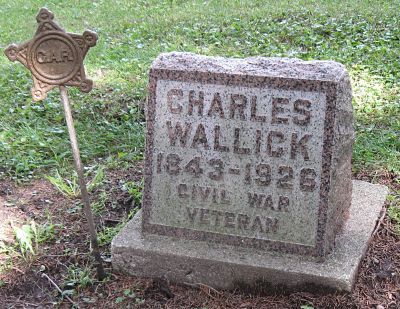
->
4 8 105 281
5 7 98 100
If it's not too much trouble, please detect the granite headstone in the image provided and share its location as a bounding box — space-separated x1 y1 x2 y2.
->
112 52 388 291
143 52 354 257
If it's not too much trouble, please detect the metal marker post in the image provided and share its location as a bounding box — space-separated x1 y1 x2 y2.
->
60 86 105 280
4 8 105 280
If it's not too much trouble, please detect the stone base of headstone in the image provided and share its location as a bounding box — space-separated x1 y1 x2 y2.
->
112 180 388 292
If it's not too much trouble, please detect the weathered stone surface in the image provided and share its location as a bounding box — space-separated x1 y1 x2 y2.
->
112 180 388 291
142 52 354 257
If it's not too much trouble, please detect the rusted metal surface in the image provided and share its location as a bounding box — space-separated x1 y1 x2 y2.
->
4 8 105 280
4 7 97 101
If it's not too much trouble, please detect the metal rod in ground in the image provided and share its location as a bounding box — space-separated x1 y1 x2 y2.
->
59 85 106 280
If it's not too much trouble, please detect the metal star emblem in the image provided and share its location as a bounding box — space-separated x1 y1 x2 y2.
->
4 7 98 101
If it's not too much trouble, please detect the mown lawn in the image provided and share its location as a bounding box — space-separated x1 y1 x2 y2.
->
0 0 399 179
0 0 399 307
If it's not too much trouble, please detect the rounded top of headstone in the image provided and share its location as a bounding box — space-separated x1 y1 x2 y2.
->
151 52 348 82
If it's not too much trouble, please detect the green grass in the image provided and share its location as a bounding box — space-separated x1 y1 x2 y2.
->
2 211 58 265
0 0 399 179
388 194 400 234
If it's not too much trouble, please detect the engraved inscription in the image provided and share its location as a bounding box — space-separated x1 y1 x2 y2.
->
164 121 312 157
186 207 279 233
149 80 327 246
157 153 316 190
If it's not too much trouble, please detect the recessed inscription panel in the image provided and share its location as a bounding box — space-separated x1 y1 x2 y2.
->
148 80 327 246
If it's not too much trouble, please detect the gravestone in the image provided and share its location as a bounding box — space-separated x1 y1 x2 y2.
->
112 52 388 291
